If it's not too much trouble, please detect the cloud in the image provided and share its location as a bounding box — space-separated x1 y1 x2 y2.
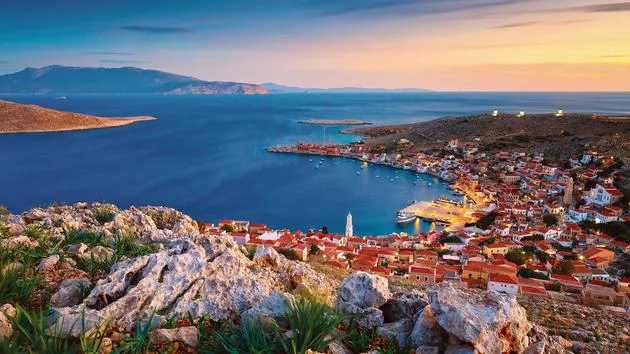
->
492 21 539 29
308 0 528 18
120 25 194 34
100 59 146 64
85 51 136 56
599 54 629 58
547 2 630 13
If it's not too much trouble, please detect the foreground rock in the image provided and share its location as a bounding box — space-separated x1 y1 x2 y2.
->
416 283 532 353
46 235 335 337
336 272 392 329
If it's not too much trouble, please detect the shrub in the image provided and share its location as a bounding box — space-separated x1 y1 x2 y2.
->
517 268 549 280
113 233 156 257
279 296 346 354
7 305 70 353
542 214 559 227
80 317 112 354
64 230 106 248
0 205 8 217
552 260 574 276
77 254 122 278
214 317 279 354
23 223 48 241
118 314 156 354
505 250 528 266
278 249 299 261
94 206 115 225
0 248 40 305
345 324 376 352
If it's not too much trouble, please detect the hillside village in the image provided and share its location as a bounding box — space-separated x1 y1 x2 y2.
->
259 141 630 311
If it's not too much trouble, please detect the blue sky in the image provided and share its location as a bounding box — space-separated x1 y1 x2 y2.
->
1 0 629 90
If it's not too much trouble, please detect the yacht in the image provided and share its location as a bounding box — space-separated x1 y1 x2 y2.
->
396 211 416 224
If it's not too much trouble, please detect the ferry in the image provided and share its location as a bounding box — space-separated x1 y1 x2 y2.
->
396 211 416 224
434 197 460 206
453 190 465 196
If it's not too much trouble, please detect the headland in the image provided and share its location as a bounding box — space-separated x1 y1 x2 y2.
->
298 118 370 125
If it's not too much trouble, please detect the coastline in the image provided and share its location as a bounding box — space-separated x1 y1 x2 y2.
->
0 116 157 134
298 119 371 125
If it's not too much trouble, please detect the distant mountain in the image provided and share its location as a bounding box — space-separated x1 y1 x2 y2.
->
262 83 431 93
0 65 269 95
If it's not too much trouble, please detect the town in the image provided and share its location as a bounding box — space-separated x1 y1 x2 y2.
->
198 138 630 312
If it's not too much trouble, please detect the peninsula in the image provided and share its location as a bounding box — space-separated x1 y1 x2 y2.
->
0 100 156 133
299 118 370 125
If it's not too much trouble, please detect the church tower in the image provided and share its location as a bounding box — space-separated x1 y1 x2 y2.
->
564 177 574 206
345 211 353 237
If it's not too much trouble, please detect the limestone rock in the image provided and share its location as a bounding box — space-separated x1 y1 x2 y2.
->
65 243 89 255
409 305 446 348
0 304 16 319
524 335 573 354
81 246 115 261
0 311 12 339
150 326 199 347
1 235 38 249
343 303 384 328
51 278 93 307
241 291 295 326
337 272 391 309
416 346 439 354
444 345 475 354
380 289 428 323
37 254 60 272
112 206 157 237
426 283 531 354
377 318 412 345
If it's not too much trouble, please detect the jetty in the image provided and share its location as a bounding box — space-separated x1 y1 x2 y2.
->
399 200 478 231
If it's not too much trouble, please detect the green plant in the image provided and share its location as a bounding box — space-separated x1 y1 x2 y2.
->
94 206 115 225
64 230 106 248
113 233 156 258
0 223 10 238
23 223 48 241
345 324 377 352
279 296 346 354
0 205 9 217
214 317 279 354
197 317 230 353
0 248 40 306
117 314 156 354
376 337 413 354
77 254 121 278
80 316 112 354
9 304 71 354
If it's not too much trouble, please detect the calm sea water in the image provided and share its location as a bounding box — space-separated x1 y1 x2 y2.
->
1 92 629 235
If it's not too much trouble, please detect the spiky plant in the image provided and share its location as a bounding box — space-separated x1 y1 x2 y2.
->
214 317 279 354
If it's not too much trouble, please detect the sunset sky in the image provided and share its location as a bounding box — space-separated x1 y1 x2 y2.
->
1 0 629 91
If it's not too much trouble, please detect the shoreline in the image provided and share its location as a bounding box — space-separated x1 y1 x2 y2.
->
298 119 371 125
0 116 157 134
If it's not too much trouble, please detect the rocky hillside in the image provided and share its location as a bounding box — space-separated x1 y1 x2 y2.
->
0 99 156 133
0 65 269 95
0 203 624 353
347 113 630 162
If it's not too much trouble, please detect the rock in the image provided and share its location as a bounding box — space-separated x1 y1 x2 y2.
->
99 337 113 354
139 206 197 234
524 335 573 354
377 318 412 345
48 235 301 333
426 283 531 353
112 206 157 238
328 341 352 354
416 346 440 354
81 246 115 261
253 245 283 267
37 254 60 272
1 262 24 274
344 303 384 328
444 345 475 354
51 278 93 307
337 272 391 309
150 326 199 348
241 291 295 327
1 235 39 249
409 305 446 348
380 290 428 323
66 243 89 254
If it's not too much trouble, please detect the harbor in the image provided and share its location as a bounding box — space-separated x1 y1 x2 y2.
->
397 199 478 231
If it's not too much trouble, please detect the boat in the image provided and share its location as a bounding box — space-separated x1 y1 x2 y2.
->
390 178 394 182
396 211 416 224
453 190 465 196
356 171 360 175
428 182 432 186
309 158 314 162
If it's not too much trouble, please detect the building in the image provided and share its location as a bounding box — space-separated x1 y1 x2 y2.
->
410 265 436 285
488 273 519 295
583 184 623 207
563 177 574 206
345 211 353 238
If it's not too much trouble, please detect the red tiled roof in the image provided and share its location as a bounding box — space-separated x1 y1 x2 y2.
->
489 273 519 285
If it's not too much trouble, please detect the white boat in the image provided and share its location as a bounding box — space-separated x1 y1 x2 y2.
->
428 182 433 186
356 171 360 175
396 211 416 224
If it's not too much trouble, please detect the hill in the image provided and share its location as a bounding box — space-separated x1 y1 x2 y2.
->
346 113 630 162
0 65 269 95
0 99 156 133
262 82 431 93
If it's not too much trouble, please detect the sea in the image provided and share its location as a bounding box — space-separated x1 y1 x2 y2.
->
1 92 629 236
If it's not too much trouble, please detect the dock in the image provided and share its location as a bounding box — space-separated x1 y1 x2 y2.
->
400 200 478 231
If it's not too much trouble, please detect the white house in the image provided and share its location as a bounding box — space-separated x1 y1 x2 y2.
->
488 273 519 296
567 209 588 223
584 184 623 207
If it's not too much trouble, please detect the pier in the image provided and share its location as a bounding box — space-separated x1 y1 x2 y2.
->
399 200 478 231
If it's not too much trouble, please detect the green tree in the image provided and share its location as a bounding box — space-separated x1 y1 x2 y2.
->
505 250 528 266
542 214 559 227
552 260 574 276
310 244 320 255
517 268 549 280
220 224 235 233
321 226 329 234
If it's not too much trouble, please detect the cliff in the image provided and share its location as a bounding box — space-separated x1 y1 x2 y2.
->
0 99 156 133
0 65 268 95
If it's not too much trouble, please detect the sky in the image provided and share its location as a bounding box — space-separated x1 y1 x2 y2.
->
1 0 629 91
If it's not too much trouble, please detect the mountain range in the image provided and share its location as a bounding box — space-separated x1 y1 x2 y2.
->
0 65 431 94
0 65 269 95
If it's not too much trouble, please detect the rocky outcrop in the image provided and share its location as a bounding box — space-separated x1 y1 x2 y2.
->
380 290 428 323
421 283 531 354
50 278 92 307
149 326 199 348
337 272 391 309
46 234 335 337
0 306 13 340
409 305 447 348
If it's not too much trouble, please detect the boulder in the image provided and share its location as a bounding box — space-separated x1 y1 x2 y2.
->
37 254 60 272
81 246 115 261
416 346 439 354
51 278 93 307
343 303 384 328
241 291 295 327
380 289 428 323
337 272 391 309
150 326 199 348
409 305 446 348
444 345 475 354
0 304 16 319
524 335 573 354
0 312 12 339
1 235 39 249
47 235 311 334
426 283 531 353
112 206 157 238
377 318 412 345
66 243 89 255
